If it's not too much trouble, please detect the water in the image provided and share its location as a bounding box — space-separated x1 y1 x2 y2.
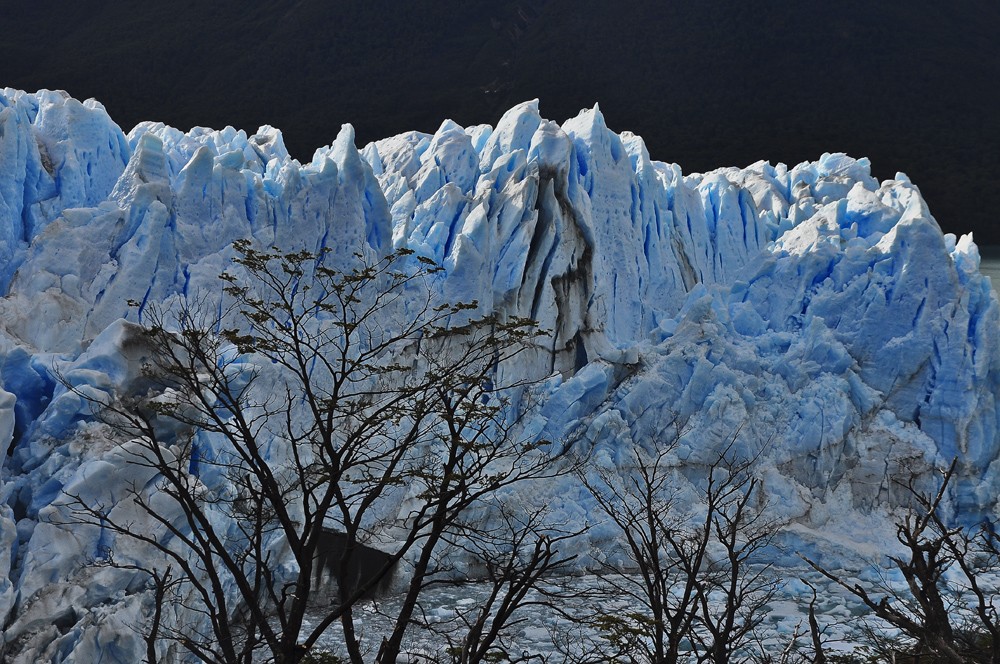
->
980 246 1000 291
303 571 880 661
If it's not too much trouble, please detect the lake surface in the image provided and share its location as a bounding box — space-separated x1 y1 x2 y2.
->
980 246 1000 291
305 570 873 660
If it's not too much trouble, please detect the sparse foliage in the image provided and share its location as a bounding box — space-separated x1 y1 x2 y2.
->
57 241 1000 664
59 242 574 663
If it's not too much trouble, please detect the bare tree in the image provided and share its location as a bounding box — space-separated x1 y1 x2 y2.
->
56 241 574 664
689 448 779 664
807 459 1000 664
566 433 780 664
420 501 583 663
746 582 823 664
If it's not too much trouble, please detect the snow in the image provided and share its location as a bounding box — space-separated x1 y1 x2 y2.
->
0 88 996 661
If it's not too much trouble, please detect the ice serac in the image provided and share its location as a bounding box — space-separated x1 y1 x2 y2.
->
0 89 998 662
0 90 129 291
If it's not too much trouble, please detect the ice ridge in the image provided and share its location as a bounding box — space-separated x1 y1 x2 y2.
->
0 89 996 661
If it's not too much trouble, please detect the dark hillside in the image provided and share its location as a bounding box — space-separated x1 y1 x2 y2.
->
3 0 997 241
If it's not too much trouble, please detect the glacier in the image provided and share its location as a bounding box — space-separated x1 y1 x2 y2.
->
0 89 997 661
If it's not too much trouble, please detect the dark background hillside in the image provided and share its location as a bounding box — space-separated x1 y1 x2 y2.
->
3 0 998 242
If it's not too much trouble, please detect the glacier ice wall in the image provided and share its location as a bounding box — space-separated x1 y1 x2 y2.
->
0 90 997 661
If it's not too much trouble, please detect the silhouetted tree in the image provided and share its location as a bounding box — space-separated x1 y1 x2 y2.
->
808 460 1000 664
60 242 573 664
563 433 779 664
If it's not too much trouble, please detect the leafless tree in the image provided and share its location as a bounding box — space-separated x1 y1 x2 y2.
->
57 241 575 664
746 582 825 664
417 501 584 663
807 459 1000 664
563 432 780 664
